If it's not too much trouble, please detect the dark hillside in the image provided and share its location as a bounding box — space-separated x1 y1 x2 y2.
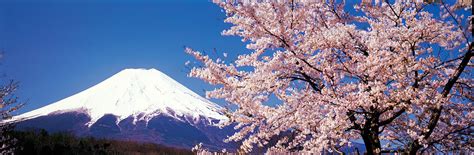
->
9 129 192 155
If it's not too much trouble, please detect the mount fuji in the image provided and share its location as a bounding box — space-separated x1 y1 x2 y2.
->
9 68 236 150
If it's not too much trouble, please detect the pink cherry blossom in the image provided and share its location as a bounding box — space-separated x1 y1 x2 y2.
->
188 0 473 154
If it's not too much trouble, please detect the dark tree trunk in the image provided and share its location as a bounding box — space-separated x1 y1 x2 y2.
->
361 127 382 155
360 113 382 155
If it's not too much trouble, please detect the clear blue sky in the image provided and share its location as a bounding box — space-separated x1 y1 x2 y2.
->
0 0 466 115
0 0 247 114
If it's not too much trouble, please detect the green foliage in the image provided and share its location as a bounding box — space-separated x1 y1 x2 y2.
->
10 129 192 155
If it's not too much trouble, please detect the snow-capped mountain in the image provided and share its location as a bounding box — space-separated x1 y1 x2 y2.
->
10 68 236 150
13 68 227 125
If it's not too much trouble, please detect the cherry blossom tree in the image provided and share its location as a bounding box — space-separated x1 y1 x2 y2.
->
0 80 23 154
186 0 473 154
0 54 24 153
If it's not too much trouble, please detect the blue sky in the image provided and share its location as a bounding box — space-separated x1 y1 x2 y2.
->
0 0 248 114
0 0 468 115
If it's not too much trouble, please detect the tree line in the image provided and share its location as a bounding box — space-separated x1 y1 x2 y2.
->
2 127 192 155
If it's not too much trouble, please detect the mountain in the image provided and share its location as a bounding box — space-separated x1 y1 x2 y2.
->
9 68 236 150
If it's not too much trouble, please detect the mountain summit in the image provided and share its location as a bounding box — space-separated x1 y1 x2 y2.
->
11 68 235 150
13 68 227 126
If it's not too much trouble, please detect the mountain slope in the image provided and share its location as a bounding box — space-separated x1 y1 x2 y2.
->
13 68 227 126
10 68 235 150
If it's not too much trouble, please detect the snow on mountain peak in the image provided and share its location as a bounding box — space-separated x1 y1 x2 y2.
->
13 68 227 126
